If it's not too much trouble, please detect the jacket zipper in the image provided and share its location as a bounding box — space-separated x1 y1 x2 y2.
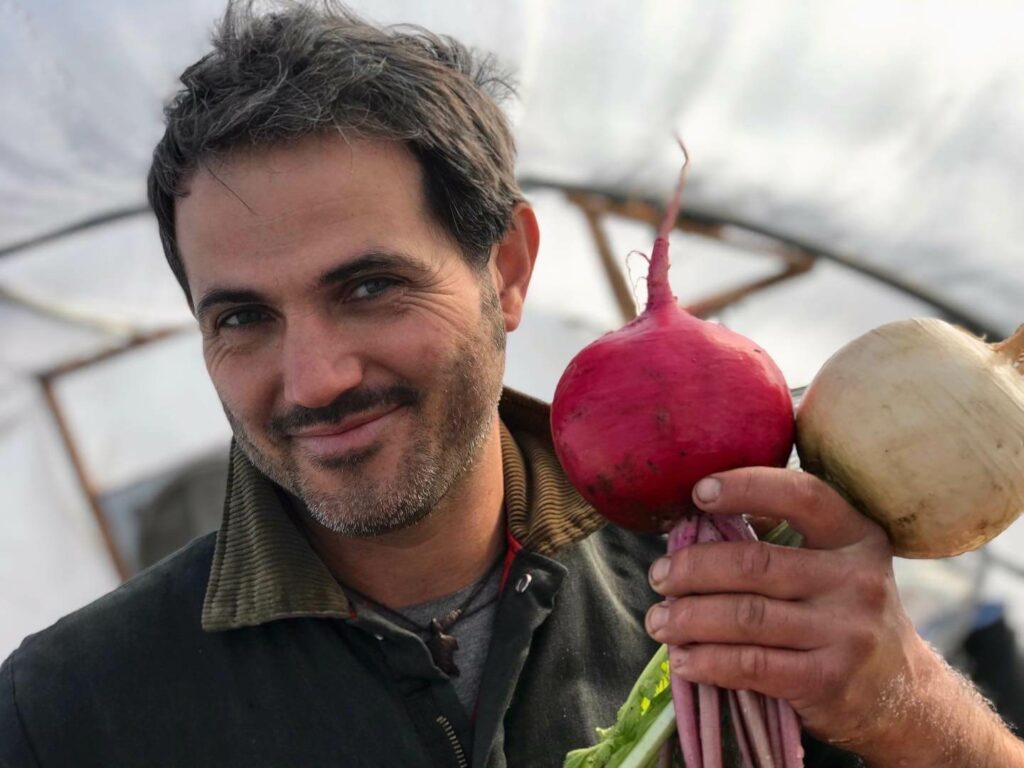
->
435 714 469 768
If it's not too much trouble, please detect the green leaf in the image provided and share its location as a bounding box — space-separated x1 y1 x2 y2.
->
563 646 675 768
564 517 804 768
764 520 804 548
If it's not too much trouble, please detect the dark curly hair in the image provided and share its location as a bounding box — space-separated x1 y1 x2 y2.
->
148 0 522 305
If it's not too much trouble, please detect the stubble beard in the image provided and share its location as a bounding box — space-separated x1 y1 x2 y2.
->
225 283 507 537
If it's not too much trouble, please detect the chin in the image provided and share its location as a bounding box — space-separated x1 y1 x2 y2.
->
307 498 434 537
305 444 382 471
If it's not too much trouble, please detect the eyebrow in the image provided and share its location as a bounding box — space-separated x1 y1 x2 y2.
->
194 288 268 322
193 251 429 321
315 251 428 290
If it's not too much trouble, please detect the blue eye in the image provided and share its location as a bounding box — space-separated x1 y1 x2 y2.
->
219 308 266 328
351 277 398 300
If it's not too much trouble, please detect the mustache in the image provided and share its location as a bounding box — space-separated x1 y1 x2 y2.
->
270 384 421 436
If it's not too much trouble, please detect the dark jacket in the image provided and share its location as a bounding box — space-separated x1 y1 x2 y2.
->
0 390 859 767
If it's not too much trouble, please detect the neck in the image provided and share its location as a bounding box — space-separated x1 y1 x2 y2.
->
296 419 507 608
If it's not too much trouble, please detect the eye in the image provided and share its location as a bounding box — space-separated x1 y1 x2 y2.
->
350 276 399 300
218 308 267 329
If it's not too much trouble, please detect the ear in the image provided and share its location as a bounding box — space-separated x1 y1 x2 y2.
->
489 202 539 333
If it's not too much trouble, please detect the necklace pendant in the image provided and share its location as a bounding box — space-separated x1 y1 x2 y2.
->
428 617 461 677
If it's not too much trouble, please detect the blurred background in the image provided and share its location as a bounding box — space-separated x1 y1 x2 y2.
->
2 0 1023 725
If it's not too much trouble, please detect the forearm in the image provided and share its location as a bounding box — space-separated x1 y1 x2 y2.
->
849 642 1024 768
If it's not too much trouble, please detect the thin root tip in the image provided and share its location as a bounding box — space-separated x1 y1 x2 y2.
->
658 138 692 240
675 135 690 167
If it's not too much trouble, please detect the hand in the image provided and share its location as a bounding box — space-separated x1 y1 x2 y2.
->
643 467 1024 766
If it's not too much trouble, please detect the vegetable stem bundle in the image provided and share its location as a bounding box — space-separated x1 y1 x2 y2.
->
668 513 802 768
564 523 806 768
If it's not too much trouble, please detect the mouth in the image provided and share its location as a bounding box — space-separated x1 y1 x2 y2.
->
288 404 405 458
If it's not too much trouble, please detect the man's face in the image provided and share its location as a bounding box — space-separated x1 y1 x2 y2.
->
176 137 507 536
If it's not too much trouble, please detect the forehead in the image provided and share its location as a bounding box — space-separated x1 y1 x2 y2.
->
174 136 453 294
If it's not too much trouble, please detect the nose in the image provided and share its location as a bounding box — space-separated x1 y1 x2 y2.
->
280 314 364 409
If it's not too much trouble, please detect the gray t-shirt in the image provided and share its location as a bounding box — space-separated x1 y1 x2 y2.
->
353 564 502 714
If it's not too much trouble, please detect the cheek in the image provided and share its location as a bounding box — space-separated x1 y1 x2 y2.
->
386 311 473 377
394 283 484 341
381 332 444 386
204 342 277 421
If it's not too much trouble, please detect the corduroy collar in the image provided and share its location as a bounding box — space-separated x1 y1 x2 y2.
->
201 388 604 632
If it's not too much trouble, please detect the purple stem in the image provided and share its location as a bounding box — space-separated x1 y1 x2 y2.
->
715 514 806 767
697 515 724 544
699 684 723 768
671 674 704 768
710 513 758 543
737 689 777 768
668 513 805 767
779 700 806 767
728 690 756 768
667 515 705 768
669 512 701 550
767 697 784 768
694 517 725 767
658 737 675 768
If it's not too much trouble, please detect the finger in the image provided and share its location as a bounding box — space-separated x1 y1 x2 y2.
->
668 643 830 704
691 466 884 550
646 594 828 651
648 540 842 600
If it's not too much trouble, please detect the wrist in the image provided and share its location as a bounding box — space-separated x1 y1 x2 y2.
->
849 638 1023 767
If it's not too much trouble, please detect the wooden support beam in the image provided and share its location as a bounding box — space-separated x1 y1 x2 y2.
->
565 190 816 320
568 192 640 323
38 376 130 581
34 325 192 582
683 259 814 319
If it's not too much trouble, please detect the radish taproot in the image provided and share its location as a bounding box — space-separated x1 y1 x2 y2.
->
550 152 794 533
552 145 804 767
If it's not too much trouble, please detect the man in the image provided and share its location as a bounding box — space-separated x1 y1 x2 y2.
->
2 3 1022 766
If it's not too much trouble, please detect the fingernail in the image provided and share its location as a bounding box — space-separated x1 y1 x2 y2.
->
649 556 671 586
669 646 690 673
646 603 669 635
694 477 722 504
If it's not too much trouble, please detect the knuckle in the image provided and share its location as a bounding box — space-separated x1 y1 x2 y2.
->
737 541 773 579
736 594 767 633
674 548 698 585
851 569 890 613
738 646 769 679
669 599 696 637
738 470 757 502
792 474 826 512
811 655 842 694
845 626 880 661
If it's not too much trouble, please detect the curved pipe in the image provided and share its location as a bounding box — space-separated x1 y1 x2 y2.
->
0 186 1003 341
521 178 1003 340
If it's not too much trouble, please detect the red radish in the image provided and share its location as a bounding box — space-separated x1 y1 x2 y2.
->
550 147 794 533
551 144 804 766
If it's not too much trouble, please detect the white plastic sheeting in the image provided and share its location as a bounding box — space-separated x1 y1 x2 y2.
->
2 0 1023 657
0 376 119 655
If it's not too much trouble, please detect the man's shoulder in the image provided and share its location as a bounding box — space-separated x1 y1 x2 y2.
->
0 534 220 758
5 532 217 672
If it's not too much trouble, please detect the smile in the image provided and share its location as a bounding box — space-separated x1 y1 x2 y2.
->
288 404 405 458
